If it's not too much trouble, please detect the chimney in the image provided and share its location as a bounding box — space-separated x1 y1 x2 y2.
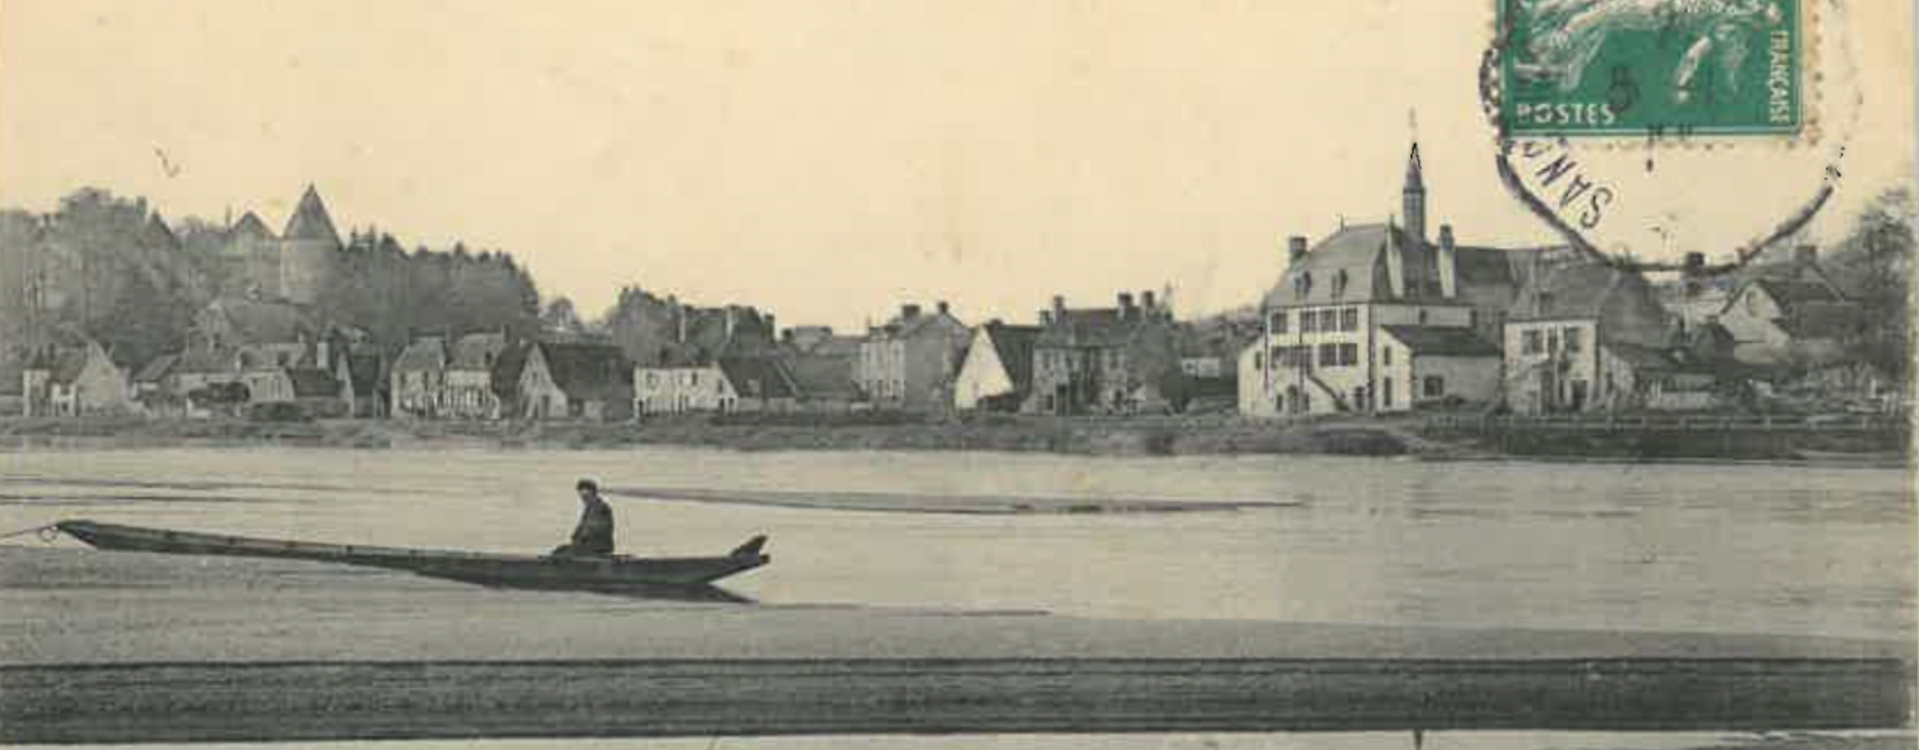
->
1682 252 1706 296
1141 290 1157 311
1118 292 1134 319
901 303 922 320
935 300 950 316
1794 244 1818 266
1437 224 1458 299
724 307 737 340
1052 295 1066 320
781 328 794 344
676 304 689 343
1287 236 1308 264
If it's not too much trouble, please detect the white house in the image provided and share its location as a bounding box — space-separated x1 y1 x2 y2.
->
635 356 800 416
952 322 1040 412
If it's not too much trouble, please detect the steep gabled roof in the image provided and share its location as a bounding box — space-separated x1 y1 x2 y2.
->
392 336 449 374
1380 325 1501 357
982 322 1041 392
134 354 180 383
207 297 320 344
282 185 341 246
1746 278 1843 315
229 211 277 243
1508 262 1629 321
534 341 632 402
449 332 510 371
286 367 342 398
1263 224 1396 307
784 350 859 401
718 355 800 400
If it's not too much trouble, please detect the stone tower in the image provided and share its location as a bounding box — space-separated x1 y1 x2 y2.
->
279 185 342 304
1402 142 1427 245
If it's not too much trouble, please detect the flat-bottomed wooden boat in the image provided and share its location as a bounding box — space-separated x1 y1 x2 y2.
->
54 519 769 591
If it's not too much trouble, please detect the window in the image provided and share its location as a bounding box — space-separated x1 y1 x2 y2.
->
1423 376 1445 398
1301 309 1319 333
1384 377 1395 407
1417 309 1430 325
1271 311 1288 334
1341 308 1359 332
1383 346 1393 367
1565 327 1582 353
1253 351 1264 369
1523 330 1542 354
1547 329 1560 353
1331 270 1349 299
1339 343 1358 366
1318 343 1338 368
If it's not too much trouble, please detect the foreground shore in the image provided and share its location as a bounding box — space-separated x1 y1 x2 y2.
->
0 547 1909 742
0 413 1907 463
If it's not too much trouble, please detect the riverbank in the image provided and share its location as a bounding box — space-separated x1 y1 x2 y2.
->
0 413 1906 464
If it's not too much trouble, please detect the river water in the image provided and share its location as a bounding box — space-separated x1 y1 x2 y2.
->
3 447 1912 749
0 446 1909 640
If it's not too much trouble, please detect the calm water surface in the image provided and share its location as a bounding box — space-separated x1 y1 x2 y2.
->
0 446 1908 639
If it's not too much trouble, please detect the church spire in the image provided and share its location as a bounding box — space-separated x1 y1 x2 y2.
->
1402 142 1427 244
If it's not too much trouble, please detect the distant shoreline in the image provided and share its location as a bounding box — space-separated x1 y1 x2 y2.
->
0 414 1906 466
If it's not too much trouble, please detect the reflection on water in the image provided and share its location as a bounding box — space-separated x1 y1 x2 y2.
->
0 447 1911 639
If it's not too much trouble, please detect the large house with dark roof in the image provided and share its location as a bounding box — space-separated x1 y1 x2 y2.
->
1502 261 1678 414
1028 292 1178 415
1242 143 1545 417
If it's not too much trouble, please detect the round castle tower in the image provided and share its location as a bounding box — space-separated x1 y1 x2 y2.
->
279 185 342 305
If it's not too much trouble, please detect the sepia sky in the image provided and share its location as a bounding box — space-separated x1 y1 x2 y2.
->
1 1 1913 330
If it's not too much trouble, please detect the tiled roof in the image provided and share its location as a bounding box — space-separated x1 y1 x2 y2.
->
1604 341 1677 372
1035 308 1161 349
208 297 320 344
1776 301 1866 339
718 356 799 400
535 341 632 403
392 336 448 374
1379 325 1501 357
287 368 341 398
1508 262 1631 321
133 354 179 383
982 322 1041 392
229 211 277 242
1748 278 1843 315
450 332 509 371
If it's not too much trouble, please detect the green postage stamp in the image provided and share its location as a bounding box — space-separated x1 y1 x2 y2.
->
1501 0 1804 137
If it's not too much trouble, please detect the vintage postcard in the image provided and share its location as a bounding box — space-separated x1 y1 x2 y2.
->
0 1 1914 748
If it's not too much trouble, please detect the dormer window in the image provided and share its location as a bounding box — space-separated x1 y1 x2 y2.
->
1294 272 1314 297
1331 270 1349 299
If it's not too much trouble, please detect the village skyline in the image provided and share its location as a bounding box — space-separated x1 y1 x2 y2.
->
3 2 1915 332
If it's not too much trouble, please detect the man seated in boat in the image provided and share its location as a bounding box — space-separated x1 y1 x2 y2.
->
550 478 616 558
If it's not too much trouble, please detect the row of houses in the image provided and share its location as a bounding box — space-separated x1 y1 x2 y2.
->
15 143 1885 422
1236 143 1879 418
